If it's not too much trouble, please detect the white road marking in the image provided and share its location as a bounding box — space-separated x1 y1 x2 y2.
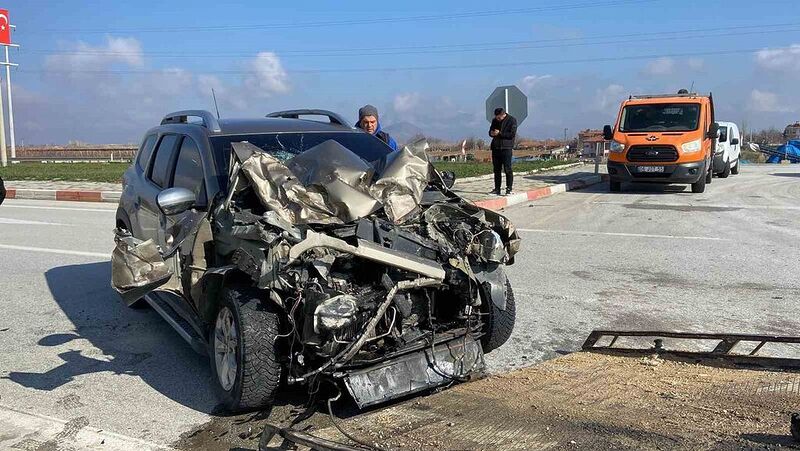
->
0 243 109 258
517 228 728 241
0 403 171 450
0 217 70 226
1 204 116 212
592 200 800 211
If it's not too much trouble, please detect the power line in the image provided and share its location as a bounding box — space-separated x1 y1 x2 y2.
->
19 45 794 75
22 25 800 59
21 0 657 34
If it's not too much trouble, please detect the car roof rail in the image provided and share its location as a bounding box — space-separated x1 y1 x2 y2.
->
266 109 352 128
161 110 222 133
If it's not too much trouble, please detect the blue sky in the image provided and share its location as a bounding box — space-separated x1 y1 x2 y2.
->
6 0 800 144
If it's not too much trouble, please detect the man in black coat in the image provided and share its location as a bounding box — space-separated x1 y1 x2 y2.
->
0 175 5 206
489 107 518 195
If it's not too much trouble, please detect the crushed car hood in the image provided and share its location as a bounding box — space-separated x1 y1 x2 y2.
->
233 138 430 225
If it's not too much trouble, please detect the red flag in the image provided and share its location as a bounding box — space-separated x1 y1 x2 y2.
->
0 10 10 45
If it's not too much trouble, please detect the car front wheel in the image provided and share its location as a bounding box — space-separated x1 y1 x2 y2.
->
481 278 516 353
211 287 282 412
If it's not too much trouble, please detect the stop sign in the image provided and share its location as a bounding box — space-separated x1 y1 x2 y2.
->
485 85 528 124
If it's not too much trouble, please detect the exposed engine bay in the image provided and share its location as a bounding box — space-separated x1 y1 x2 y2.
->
112 138 520 407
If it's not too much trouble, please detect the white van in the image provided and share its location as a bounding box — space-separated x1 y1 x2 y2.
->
713 121 741 177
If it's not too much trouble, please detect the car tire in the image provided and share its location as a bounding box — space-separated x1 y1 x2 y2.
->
731 159 739 175
609 180 622 192
705 159 713 184
691 172 707 193
210 286 282 412
718 159 731 178
481 278 516 353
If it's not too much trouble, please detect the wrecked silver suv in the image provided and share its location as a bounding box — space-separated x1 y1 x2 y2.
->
112 109 519 411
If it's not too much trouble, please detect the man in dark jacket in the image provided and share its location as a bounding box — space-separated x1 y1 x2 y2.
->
489 107 518 195
356 104 398 151
0 176 5 206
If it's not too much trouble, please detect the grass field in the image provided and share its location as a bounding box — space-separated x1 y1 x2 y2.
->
434 159 577 178
0 159 577 183
0 162 130 183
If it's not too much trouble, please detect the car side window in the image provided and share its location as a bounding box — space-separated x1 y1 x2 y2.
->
135 135 157 171
719 127 728 143
172 136 207 206
149 135 179 188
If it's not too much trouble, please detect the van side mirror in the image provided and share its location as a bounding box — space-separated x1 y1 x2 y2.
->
707 123 720 139
730 138 739 145
603 125 614 140
157 187 196 216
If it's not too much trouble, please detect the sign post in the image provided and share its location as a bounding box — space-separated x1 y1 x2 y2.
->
0 8 17 165
485 85 528 125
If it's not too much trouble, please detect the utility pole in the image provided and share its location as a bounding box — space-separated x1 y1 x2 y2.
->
0 74 6 167
5 45 15 158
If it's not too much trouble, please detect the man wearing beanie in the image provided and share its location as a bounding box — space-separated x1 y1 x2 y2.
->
356 104 398 151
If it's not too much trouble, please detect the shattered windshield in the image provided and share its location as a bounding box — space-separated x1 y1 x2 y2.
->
211 132 393 169
620 103 701 132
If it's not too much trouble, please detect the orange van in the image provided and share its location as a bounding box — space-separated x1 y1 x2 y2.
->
603 90 719 193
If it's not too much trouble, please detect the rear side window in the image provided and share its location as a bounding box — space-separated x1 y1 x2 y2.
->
149 135 179 188
135 135 157 171
172 137 207 206
718 127 729 143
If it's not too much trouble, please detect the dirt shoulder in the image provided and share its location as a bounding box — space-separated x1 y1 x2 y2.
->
176 352 799 450
309 352 798 450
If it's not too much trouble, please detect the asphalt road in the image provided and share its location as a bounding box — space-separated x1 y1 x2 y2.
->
0 163 797 449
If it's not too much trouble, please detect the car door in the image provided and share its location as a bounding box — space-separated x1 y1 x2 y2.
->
158 135 208 255
112 135 209 309
139 134 180 241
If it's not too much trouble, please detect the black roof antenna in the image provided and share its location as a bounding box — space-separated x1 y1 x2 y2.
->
211 88 221 119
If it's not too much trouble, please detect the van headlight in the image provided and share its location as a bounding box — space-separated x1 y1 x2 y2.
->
681 139 702 153
610 140 625 153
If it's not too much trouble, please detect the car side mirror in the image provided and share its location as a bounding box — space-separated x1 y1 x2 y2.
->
730 138 739 145
157 187 196 216
441 171 456 189
707 123 720 139
603 125 614 140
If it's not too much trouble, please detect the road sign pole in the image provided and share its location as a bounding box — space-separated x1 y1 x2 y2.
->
5 45 15 159
0 73 6 167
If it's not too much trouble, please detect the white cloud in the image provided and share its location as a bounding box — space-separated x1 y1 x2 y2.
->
520 74 553 92
643 57 675 76
748 89 793 113
45 36 144 73
687 58 705 70
755 44 800 72
393 92 421 114
594 84 625 111
243 52 290 96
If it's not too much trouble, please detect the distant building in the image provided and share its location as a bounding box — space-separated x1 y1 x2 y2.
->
785 122 800 140
578 129 610 159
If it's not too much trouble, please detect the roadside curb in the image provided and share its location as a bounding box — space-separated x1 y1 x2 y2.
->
473 174 608 211
4 188 122 203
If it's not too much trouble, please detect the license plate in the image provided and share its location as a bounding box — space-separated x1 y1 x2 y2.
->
638 166 665 173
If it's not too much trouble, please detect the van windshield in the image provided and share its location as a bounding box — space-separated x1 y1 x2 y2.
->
620 103 701 132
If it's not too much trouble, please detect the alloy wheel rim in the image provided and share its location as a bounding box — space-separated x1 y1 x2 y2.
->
214 307 238 391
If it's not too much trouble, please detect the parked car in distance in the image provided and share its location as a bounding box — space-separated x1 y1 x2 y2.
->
713 121 741 177
604 90 719 193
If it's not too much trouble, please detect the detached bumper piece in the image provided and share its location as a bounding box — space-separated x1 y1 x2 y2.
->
341 335 485 409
